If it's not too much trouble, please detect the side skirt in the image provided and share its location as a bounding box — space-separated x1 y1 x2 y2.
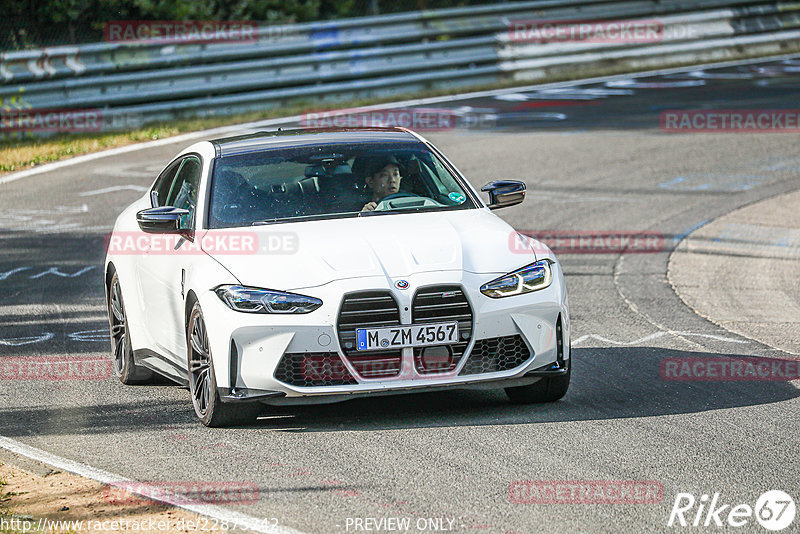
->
133 349 189 386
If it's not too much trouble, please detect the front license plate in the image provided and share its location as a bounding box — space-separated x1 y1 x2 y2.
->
356 322 459 351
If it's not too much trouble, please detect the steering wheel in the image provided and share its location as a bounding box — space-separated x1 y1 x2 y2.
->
372 192 420 211
381 192 419 202
373 192 444 212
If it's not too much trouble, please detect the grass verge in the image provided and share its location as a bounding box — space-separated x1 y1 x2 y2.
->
0 468 49 534
0 460 231 534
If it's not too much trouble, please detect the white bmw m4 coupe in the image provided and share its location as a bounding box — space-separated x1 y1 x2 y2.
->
104 127 571 426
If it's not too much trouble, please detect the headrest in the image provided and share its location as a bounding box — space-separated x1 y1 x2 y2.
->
305 163 353 178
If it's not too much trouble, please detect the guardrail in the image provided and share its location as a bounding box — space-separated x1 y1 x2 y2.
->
2 0 799 134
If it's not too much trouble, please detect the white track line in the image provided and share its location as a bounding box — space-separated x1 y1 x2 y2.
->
2 52 798 187
0 436 306 534
572 331 749 346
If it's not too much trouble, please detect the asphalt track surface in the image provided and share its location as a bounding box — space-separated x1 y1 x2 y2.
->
1 56 799 533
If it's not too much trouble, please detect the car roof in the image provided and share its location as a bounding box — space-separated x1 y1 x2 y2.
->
209 127 422 157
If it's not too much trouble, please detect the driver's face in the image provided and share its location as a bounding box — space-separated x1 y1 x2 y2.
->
366 164 401 199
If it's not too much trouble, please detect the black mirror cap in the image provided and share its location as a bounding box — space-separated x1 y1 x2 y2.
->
481 180 526 210
136 206 190 233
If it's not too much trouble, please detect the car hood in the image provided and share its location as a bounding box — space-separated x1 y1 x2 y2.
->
200 209 540 291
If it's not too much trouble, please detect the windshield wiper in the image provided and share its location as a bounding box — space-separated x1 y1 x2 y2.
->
252 212 358 225
252 205 465 225
359 205 457 216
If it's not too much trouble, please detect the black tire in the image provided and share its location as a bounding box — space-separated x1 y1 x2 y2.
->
187 302 262 427
108 272 154 385
505 359 571 403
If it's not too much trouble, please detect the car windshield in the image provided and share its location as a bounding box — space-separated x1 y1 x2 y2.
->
207 141 477 228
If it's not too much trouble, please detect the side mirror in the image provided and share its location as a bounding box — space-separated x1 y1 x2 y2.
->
481 180 526 210
136 206 190 233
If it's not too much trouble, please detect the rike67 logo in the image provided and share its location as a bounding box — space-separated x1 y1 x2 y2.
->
668 490 795 531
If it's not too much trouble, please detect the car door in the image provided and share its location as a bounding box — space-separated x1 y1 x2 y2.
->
134 157 182 349
139 155 203 362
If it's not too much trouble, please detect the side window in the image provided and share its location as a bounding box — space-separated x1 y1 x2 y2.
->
151 158 183 207
166 156 202 229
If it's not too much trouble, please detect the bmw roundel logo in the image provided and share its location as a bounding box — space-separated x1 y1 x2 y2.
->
395 280 409 290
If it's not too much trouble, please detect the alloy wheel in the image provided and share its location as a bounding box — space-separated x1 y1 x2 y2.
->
188 309 212 417
109 278 127 376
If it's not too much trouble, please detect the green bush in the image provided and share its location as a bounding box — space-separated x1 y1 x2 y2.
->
1 0 497 50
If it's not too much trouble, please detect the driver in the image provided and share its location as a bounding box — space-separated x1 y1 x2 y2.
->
360 155 402 212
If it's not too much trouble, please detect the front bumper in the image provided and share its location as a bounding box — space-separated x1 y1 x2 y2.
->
198 268 570 404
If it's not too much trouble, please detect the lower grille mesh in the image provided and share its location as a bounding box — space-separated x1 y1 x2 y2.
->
274 352 358 387
459 335 532 375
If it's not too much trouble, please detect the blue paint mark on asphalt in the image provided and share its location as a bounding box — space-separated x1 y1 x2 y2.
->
659 174 767 192
765 161 800 172
704 223 794 248
674 219 710 244
660 177 686 188
659 177 711 191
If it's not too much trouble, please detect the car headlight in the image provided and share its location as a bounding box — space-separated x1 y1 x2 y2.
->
214 285 322 314
480 260 553 298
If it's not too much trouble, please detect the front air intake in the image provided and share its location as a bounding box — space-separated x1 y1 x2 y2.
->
459 335 532 375
274 352 358 387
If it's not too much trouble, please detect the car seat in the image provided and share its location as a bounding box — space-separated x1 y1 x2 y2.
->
309 163 369 213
